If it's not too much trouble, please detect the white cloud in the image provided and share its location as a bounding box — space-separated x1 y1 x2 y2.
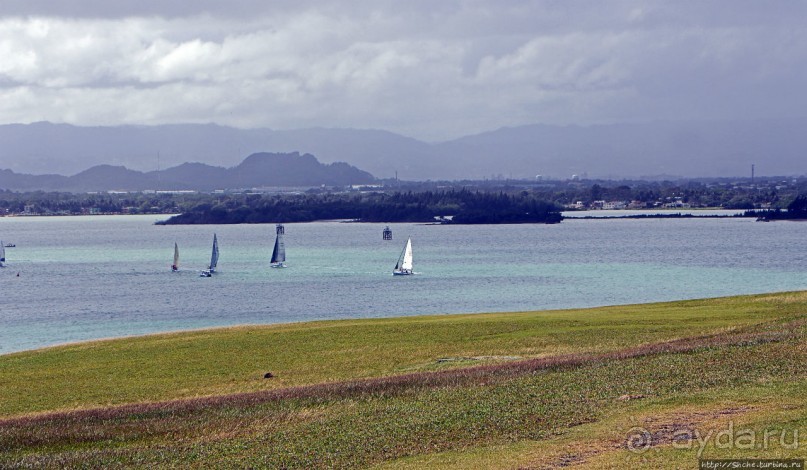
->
0 2 806 140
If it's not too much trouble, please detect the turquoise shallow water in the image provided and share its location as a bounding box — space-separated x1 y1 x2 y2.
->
1 214 805 354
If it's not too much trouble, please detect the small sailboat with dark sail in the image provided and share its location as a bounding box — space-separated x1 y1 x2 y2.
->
270 225 286 268
171 242 179 271
393 236 413 276
200 234 219 277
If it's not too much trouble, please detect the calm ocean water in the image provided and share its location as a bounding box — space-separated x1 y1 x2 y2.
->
1 214 805 354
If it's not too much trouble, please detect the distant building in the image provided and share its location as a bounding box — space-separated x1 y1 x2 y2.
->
603 201 627 210
663 199 691 209
350 184 384 191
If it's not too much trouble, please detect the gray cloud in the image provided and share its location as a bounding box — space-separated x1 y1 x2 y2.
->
0 1 805 141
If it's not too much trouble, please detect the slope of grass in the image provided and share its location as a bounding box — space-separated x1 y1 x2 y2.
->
1 319 804 468
375 380 807 469
0 292 805 468
1 292 804 418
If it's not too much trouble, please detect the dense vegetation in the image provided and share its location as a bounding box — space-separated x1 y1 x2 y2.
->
2 177 805 221
0 189 184 215
521 177 806 209
747 194 807 220
157 190 563 224
1 292 805 468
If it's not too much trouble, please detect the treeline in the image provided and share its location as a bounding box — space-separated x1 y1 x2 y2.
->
380 177 806 210
0 190 183 214
158 190 563 225
745 195 807 220
530 181 804 209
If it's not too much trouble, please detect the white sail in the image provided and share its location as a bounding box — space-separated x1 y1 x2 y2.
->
172 242 179 271
400 237 413 271
270 232 286 267
0 241 4 266
209 234 219 271
393 237 413 275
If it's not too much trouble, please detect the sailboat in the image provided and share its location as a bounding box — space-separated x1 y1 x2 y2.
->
0 241 5 267
393 236 413 275
200 234 219 277
270 230 286 268
171 242 179 271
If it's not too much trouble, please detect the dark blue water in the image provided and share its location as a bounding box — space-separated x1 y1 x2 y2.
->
1 214 805 354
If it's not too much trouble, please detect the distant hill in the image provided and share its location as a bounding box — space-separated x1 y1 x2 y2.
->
0 119 806 180
0 152 375 192
0 169 67 192
0 122 428 180
433 119 807 179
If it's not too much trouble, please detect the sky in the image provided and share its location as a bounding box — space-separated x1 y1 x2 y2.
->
1 0 806 141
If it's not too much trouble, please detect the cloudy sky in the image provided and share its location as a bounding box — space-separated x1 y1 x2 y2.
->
1 0 806 141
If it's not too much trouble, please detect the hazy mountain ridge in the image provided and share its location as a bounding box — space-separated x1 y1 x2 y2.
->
0 152 375 192
0 122 429 180
1 118 806 181
434 118 807 179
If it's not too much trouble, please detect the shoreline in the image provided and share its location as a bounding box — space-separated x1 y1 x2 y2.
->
2 290 804 467
0 209 770 222
3 289 802 358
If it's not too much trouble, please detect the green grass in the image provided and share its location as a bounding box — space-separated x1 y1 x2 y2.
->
374 380 807 469
2 292 803 418
0 291 805 468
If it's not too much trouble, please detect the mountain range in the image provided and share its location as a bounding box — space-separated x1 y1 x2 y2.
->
0 152 375 192
1 118 806 182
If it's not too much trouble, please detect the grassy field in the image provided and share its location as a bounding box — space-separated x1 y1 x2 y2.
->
1 291 805 468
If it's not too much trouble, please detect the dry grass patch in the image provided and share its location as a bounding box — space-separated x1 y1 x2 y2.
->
753 290 807 304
